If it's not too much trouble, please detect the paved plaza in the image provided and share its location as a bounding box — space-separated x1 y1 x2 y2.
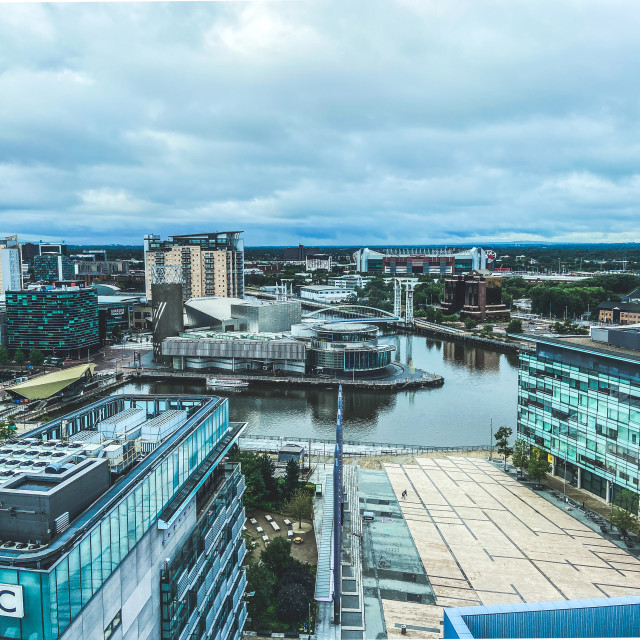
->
375 457 640 638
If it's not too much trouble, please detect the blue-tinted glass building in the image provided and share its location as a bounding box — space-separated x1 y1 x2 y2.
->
309 323 395 375
517 329 640 502
0 394 247 640
443 595 640 638
6 286 100 358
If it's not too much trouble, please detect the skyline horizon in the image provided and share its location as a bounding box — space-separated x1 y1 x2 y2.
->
2 2 640 246
4 235 640 250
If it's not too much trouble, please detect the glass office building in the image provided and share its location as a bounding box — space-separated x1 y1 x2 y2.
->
6 286 100 358
0 394 247 640
309 322 394 375
517 332 640 502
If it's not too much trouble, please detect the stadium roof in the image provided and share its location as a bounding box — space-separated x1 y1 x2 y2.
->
7 364 95 400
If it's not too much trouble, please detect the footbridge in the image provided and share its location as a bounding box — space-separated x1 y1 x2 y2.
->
301 305 402 324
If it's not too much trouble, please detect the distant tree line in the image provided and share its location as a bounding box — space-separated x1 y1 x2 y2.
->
504 274 640 319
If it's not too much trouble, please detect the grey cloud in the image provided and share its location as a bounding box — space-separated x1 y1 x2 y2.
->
1 1 640 245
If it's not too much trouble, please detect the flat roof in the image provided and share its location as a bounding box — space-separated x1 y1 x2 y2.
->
300 285 355 291
175 330 295 342
0 394 235 565
445 595 640 639
168 231 243 239
315 322 376 332
520 334 640 365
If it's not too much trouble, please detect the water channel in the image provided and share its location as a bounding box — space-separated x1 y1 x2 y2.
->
119 333 520 448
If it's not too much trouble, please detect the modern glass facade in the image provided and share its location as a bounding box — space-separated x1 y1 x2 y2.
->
160 465 247 640
0 394 246 640
32 255 75 283
6 288 99 357
517 338 640 502
309 323 394 374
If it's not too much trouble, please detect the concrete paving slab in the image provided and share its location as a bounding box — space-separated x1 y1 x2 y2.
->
378 456 640 639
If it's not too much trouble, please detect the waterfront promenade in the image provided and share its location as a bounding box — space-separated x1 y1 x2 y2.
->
238 434 489 458
133 365 444 391
361 457 640 639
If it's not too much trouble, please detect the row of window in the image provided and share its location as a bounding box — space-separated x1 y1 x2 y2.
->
0 401 229 640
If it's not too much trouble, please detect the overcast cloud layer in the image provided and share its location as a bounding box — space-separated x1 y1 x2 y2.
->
1 0 640 246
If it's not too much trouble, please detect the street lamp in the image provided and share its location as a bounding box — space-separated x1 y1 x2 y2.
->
489 418 493 461
610 481 614 529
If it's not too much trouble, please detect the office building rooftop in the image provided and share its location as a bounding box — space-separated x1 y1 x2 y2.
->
520 329 640 364
0 393 243 567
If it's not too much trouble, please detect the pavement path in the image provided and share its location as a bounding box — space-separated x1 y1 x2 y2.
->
380 457 640 639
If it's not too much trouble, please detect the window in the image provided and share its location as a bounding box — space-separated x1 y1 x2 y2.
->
104 610 122 639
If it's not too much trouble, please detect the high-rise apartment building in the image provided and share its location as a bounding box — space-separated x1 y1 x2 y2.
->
33 254 76 282
517 327 640 503
0 235 22 292
144 233 244 301
0 393 247 640
6 286 100 357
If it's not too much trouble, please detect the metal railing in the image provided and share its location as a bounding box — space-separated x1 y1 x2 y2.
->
239 434 489 457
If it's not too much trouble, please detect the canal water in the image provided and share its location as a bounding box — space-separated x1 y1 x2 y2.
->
118 334 520 448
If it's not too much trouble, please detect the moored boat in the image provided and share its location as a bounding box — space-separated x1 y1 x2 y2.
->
206 377 249 389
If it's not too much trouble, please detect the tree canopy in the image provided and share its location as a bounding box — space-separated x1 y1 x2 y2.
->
282 458 301 501
29 348 45 367
286 489 313 528
512 439 529 479
227 446 279 509
528 447 551 488
494 426 513 470
260 536 294 579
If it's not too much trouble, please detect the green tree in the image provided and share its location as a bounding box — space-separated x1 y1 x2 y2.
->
494 426 513 470
481 323 493 335
261 536 293 579
277 560 315 600
0 420 15 442
286 489 313 529
29 348 44 367
507 318 523 334
0 346 8 366
528 448 551 488
227 448 279 507
13 349 25 369
276 583 309 624
512 439 529 479
282 458 301 501
245 562 276 627
464 317 477 330
611 490 639 538
112 325 123 342
553 319 589 336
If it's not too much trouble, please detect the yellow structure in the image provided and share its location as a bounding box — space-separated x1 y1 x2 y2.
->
7 364 95 400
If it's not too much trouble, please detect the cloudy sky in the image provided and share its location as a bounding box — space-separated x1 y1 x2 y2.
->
1 0 640 247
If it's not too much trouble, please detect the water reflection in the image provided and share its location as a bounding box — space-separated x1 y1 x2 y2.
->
442 341 500 371
120 334 519 447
